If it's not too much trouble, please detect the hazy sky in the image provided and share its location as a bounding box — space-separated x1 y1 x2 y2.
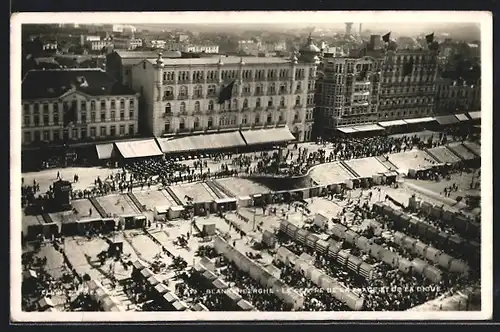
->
14 11 486 32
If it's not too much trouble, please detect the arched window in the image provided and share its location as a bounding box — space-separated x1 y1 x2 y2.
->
194 85 203 98
232 99 238 110
243 84 250 93
243 99 248 108
194 101 200 112
208 100 214 111
110 99 116 109
208 116 213 128
179 86 188 97
280 97 285 107
255 84 263 95
230 115 237 125
295 96 301 105
269 83 276 93
256 98 261 108
242 115 247 124
194 117 200 128
180 102 186 113
164 86 174 99
165 103 171 113
267 113 273 123
179 118 185 129
268 97 273 107
255 114 260 124
164 119 170 132
208 84 216 96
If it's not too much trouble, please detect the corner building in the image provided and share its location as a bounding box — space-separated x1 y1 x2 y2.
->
130 38 319 142
315 39 439 138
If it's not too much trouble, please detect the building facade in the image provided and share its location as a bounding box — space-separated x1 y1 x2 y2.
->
130 41 319 141
315 37 439 137
315 55 383 134
435 78 481 114
21 69 139 146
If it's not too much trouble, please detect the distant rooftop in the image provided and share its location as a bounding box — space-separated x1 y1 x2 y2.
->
22 68 136 100
146 56 292 67
115 50 182 59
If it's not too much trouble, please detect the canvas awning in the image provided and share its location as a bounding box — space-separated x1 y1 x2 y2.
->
157 131 246 154
236 299 255 311
240 127 295 145
403 117 436 124
95 143 114 160
454 114 469 122
352 124 385 132
115 139 163 159
435 115 459 125
378 120 407 127
192 303 210 311
337 126 358 134
468 111 481 120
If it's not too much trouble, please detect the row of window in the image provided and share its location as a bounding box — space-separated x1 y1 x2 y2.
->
164 113 301 132
336 108 432 126
163 95 314 114
23 99 136 114
161 68 308 82
23 109 136 127
23 124 136 144
379 97 433 106
380 76 435 84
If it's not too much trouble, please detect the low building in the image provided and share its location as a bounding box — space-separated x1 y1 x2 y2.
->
21 68 139 147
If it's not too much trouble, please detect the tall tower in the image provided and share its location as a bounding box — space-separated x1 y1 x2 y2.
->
345 23 353 36
359 23 363 37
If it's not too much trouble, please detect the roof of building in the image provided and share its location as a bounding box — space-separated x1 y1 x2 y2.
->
115 50 182 59
22 68 136 100
300 36 321 54
145 56 291 67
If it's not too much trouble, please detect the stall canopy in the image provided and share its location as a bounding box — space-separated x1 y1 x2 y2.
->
378 120 407 127
352 124 385 132
241 127 295 145
96 143 114 160
403 117 436 124
435 115 459 125
115 139 163 159
468 111 481 120
454 113 469 122
337 127 358 134
157 131 246 154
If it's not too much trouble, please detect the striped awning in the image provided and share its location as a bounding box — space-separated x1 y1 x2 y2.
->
435 115 459 125
468 111 481 120
95 143 114 160
240 127 295 145
403 117 436 124
352 124 385 132
378 120 407 127
454 114 469 122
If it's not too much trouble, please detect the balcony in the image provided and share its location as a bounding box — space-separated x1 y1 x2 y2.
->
254 106 263 111
266 105 276 110
278 105 287 110
267 91 277 96
241 107 250 112
279 90 288 95
254 91 264 96
179 110 189 116
267 77 278 81
163 80 175 85
192 94 204 99
163 95 175 101
177 95 189 100
294 104 303 109
295 89 303 94
192 78 205 83
162 112 173 118
206 93 217 98
207 78 219 83
241 91 252 97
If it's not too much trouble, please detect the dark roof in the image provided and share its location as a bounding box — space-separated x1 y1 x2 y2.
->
22 69 136 100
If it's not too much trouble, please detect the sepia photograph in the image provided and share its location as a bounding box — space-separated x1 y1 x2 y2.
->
10 11 492 322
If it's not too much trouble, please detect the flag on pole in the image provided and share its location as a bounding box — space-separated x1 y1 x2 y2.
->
217 80 235 104
382 32 391 43
425 33 434 44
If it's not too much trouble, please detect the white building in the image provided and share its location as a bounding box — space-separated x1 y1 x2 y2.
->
182 44 220 54
21 68 139 146
150 40 167 49
130 38 319 142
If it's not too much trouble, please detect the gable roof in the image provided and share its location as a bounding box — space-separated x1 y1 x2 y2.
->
22 68 136 100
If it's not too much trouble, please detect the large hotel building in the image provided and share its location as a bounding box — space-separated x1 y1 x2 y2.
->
315 37 440 137
130 37 320 142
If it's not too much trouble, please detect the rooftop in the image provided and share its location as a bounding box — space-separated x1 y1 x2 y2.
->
115 50 182 59
145 56 292 67
22 68 136 100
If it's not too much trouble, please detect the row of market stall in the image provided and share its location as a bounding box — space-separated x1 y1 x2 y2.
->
336 112 482 136
95 127 297 161
86 279 125 312
372 202 480 266
131 261 191 311
275 246 365 311
191 260 257 311
213 236 305 310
